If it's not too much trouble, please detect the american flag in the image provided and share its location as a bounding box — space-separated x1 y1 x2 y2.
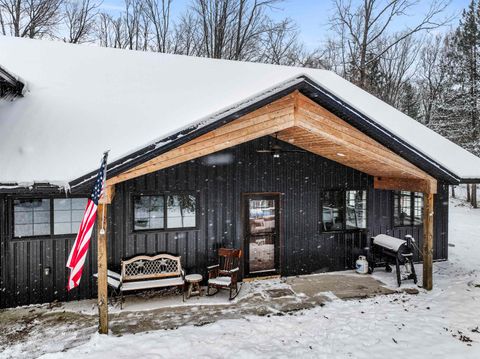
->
66 152 108 291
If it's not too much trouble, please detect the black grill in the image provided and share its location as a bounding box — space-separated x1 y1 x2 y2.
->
369 234 418 287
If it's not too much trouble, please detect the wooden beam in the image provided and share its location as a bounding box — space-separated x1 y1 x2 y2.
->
99 185 115 204
106 90 436 188
293 93 432 181
97 203 109 334
374 177 437 194
423 193 434 290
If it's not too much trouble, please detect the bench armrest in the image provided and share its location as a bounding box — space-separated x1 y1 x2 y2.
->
107 270 122 281
208 264 220 279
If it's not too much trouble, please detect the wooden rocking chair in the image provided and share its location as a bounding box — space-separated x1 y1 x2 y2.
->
207 248 242 300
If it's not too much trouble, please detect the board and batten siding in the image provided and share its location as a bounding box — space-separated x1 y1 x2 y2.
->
0 136 449 308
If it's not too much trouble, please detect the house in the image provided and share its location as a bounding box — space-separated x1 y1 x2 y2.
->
1 36 480 309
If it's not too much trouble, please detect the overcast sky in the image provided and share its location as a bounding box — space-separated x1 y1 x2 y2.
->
101 0 471 50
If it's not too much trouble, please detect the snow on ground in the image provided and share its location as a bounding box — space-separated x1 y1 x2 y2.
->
3 198 480 358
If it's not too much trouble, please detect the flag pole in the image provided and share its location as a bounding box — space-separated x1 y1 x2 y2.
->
98 151 110 334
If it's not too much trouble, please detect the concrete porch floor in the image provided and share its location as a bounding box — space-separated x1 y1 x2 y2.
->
0 272 419 356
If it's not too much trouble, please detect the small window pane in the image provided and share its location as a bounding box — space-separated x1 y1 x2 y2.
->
413 193 424 225
54 222 72 235
15 224 33 237
167 195 196 229
322 191 344 231
54 198 88 235
394 191 423 226
346 190 367 229
134 196 165 230
72 198 87 210
13 199 51 237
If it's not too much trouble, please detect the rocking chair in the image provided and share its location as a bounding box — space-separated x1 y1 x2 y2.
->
207 248 242 300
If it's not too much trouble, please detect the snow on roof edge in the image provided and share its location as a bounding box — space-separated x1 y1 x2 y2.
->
70 75 307 189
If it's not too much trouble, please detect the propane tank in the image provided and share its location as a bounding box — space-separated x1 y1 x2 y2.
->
356 255 369 274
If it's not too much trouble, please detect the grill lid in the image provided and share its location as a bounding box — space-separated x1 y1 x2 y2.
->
373 234 406 252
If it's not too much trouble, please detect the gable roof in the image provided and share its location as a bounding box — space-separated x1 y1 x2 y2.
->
0 36 479 190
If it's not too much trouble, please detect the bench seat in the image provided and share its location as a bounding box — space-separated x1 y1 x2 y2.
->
121 277 185 291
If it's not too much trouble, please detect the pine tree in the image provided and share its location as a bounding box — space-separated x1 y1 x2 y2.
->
430 1 480 155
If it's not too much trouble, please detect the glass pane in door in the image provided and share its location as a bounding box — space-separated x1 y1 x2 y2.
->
248 199 276 273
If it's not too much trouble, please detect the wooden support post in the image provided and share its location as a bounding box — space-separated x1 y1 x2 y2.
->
97 203 108 334
422 193 434 291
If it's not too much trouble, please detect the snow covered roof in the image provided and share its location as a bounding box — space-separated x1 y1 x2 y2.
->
1 36 480 189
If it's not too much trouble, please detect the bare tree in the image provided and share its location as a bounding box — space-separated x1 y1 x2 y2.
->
328 0 451 89
191 0 282 60
376 35 420 106
144 0 171 52
0 0 64 38
417 35 450 124
63 0 101 43
172 11 202 55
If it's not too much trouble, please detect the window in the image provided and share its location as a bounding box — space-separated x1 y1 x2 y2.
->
346 190 367 229
167 195 196 228
14 199 51 237
134 194 197 231
13 198 88 238
322 191 344 231
54 198 88 234
322 190 367 231
393 191 423 226
134 196 165 230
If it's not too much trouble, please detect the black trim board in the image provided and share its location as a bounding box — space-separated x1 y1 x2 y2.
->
68 76 466 191
0 66 24 97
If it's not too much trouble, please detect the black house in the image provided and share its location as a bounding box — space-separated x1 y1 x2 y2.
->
1 37 479 309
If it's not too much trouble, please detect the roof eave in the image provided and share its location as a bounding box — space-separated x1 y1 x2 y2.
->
69 76 462 191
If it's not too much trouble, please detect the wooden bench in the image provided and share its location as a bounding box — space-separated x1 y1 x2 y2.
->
119 254 185 308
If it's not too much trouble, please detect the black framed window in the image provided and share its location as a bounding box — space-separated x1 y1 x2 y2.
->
54 198 88 234
14 199 51 237
134 194 197 231
13 197 88 238
322 190 367 232
393 191 423 226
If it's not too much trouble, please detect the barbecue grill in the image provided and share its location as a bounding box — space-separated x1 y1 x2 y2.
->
369 234 418 287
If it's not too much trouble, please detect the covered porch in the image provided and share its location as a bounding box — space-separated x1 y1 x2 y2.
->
94 91 438 333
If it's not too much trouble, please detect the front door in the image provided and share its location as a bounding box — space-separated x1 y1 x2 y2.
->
244 194 280 277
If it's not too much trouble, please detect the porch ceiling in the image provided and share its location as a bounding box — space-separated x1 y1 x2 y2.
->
105 91 436 194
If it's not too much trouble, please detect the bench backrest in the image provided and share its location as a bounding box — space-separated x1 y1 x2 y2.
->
121 254 182 282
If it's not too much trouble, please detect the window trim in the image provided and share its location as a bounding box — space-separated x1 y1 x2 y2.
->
10 195 89 240
131 192 199 233
321 189 368 233
392 191 424 228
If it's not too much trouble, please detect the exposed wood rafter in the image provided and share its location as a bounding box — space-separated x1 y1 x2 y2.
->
107 91 437 193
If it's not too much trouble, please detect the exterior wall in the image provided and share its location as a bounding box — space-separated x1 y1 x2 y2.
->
0 194 98 308
0 136 449 308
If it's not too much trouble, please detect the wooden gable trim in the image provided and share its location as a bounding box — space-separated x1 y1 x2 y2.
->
106 93 297 186
106 91 437 193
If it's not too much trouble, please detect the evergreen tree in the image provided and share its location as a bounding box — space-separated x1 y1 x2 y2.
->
430 0 480 155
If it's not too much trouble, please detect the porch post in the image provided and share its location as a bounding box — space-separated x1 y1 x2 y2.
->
97 202 108 334
422 192 434 290
97 185 115 334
